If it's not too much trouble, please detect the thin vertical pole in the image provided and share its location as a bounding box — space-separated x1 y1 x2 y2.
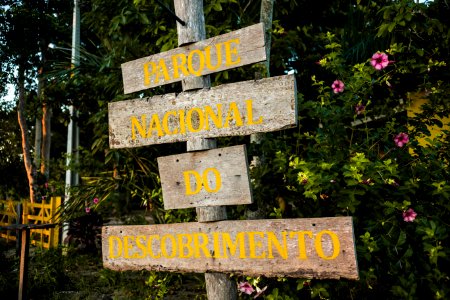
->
63 0 80 246
18 227 30 300
174 0 236 298
16 203 23 256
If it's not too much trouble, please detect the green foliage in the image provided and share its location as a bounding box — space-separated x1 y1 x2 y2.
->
1 0 449 299
229 1 449 298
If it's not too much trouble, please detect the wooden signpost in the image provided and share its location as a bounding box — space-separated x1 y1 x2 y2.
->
102 217 358 279
121 23 266 93
108 74 297 149
103 0 359 297
157 145 252 209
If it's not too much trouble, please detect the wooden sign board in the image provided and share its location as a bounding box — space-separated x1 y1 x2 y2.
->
121 23 266 94
108 74 297 149
157 145 252 209
102 217 358 280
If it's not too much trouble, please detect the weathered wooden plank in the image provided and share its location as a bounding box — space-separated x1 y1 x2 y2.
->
158 145 252 209
102 217 359 280
109 74 297 149
121 23 266 94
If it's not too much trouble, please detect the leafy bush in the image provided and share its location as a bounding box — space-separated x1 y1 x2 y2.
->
49 0 449 298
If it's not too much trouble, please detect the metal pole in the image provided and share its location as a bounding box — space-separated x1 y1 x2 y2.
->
63 0 80 245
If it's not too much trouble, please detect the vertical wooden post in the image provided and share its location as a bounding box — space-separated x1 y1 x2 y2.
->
23 201 28 224
18 227 30 300
248 0 275 220
16 203 23 256
49 197 58 247
174 0 236 299
40 200 45 244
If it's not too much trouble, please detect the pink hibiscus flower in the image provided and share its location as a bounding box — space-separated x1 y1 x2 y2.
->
371 52 390 70
93 197 99 204
331 80 345 93
85 207 91 213
403 208 417 222
238 282 255 295
394 132 409 147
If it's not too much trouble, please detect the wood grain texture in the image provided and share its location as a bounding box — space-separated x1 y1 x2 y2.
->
174 0 205 46
121 23 266 93
102 217 359 280
157 145 252 209
108 74 298 149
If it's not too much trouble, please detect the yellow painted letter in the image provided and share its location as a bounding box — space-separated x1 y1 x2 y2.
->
184 170 202 195
267 232 288 259
147 235 161 258
290 231 313 259
123 236 134 259
315 230 340 260
186 107 205 132
147 114 164 137
193 233 212 258
172 53 189 79
202 168 222 193
204 43 222 71
204 104 223 130
135 235 147 258
187 49 205 76
224 39 241 66
245 99 263 125
161 234 177 258
247 232 266 259
162 110 179 135
143 62 156 86
131 115 147 140
222 232 247 258
223 102 243 128
108 236 123 259
177 234 194 258
154 59 170 84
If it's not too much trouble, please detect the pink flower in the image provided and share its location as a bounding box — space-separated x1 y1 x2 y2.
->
403 208 417 222
394 132 409 147
331 80 345 93
355 103 366 115
44 182 49 189
371 52 389 70
85 207 91 213
238 282 255 295
93 197 99 204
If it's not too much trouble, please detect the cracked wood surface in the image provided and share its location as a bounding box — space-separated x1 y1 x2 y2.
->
102 217 359 280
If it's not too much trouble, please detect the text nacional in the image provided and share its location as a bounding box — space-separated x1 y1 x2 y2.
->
130 99 263 140
107 230 341 261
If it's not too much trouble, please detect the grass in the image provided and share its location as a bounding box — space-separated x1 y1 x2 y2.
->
0 240 207 300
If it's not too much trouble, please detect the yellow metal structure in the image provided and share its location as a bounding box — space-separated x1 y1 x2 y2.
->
0 197 61 249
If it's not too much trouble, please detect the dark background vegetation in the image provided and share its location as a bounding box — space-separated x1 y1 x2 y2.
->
1 0 449 299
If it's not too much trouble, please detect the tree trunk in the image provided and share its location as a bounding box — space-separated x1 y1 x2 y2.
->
37 0 51 181
40 102 51 178
17 63 36 203
34 118 42 172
